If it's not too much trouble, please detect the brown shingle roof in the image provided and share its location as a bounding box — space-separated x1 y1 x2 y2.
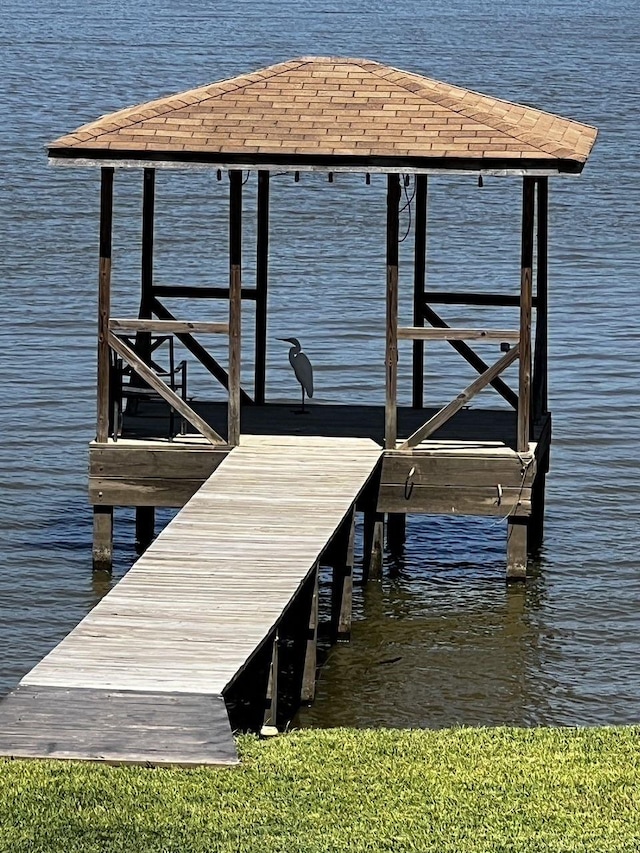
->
49 57 597 172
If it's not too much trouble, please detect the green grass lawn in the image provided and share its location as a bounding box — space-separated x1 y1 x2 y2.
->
1 727 639 852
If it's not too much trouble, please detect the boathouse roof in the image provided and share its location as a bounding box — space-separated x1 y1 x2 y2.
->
49 57 597 174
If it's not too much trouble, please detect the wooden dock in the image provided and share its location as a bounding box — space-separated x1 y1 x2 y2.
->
0 436 381 766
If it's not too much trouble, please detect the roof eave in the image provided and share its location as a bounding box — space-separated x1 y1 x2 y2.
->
48 147 586 176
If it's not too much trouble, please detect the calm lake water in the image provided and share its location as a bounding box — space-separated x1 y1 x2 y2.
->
1 0 638 728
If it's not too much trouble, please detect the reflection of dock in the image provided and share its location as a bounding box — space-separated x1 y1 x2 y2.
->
0 437 380 765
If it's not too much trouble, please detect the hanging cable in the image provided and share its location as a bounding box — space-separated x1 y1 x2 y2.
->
399 175 414 243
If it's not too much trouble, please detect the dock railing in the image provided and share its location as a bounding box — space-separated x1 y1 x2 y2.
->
107 320 231 446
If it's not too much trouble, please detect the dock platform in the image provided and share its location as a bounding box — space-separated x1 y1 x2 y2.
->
0 436 381 766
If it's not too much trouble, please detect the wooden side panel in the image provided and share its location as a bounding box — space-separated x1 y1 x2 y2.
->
378 484 531 516
89 443 230 507
0 685 238 767
378 451 535 516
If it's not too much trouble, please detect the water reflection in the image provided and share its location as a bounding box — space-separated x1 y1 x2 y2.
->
299 521 557 729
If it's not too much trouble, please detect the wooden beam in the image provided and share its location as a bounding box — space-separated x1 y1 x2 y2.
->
532 177 548 421
423 291 538 308
51 152 575 177
398 344 520 450
228 171 242 446
92 505 113 571
379 484 531 516
422 304 519 409
255 170 270 405
136 168 155 366
399 326 520 342
518 178 535 452
301 566 319 702
153 285 258 300
330 510 355 642
97 167 114 444
412 174 427 408
108 332 226 445
507 517 528 581
151 298 253 405
110 319 229 335
135 506 155 554
385 174 401 449
386 513 406 553
362 510 384 582
263 633 279 732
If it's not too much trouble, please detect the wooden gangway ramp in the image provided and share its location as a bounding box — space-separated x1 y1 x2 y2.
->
0 436 381 766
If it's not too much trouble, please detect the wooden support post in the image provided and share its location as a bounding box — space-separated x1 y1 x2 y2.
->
518 177 535 453
331 511 355 642
507 517 528 581
92 505 113 572
529 447 549 553
387 513 406 554
363 511 385 581
301 566 319 703
385 174 401 450
97 167 114 444
255 170 269 405
262 632 279 733
532 177 548 422
412 175 428 408
136 168 155 368
135 506 155 554
228 171 242 445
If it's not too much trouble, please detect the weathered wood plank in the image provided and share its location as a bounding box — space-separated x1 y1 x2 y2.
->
381 452 536 489
110 319 229 334
89 444 230 480
25 438 381 699
378 484 531 516
0 686 237 767
89 477 206 507
399 327 520 342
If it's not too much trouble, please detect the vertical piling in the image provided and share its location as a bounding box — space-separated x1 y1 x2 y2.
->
228 171 242 445
412 174 428 409
255 170 270 405
385 174 401 450
93 167 114 571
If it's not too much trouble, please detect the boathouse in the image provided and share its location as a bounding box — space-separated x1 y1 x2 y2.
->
0 59 597 765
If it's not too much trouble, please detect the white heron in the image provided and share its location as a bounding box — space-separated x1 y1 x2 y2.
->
277 337 314 413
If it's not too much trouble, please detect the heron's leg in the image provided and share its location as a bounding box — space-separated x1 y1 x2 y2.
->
301 386 306 414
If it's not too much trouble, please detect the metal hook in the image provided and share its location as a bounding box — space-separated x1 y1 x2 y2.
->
404 466 416 500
